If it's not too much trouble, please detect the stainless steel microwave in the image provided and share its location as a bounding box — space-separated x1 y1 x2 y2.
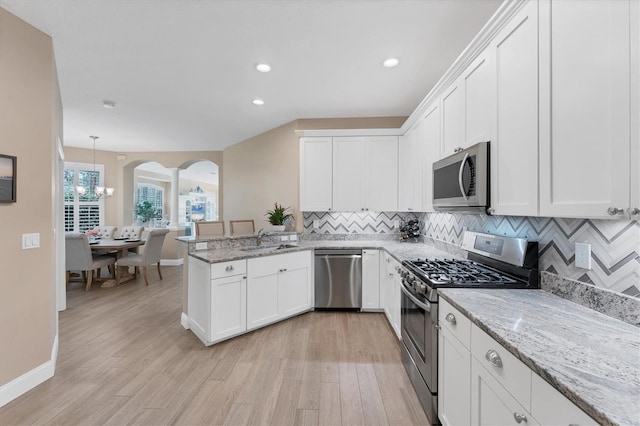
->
432 141 489 213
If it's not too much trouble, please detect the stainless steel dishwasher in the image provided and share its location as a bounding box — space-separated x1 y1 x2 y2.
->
314 249 362 309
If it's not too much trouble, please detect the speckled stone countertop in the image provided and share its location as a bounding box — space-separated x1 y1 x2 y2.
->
438 288 640 426
188 239 463 264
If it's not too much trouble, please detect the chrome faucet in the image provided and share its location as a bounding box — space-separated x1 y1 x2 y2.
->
256 228 268 245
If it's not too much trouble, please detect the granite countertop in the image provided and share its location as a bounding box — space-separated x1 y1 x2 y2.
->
438 288 640 426
188 239 463 264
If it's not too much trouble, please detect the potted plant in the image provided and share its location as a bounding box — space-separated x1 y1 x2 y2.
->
136 200 161 227
265 202 293 231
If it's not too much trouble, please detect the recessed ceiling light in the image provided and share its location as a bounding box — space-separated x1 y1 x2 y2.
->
252 98 265 106
255 63 271 72
102 100 116 109
382 58 399 68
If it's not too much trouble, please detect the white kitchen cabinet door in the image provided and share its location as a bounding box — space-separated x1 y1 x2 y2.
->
539 0 631 218
211 274 247 342
441 81 465 157
438 326 471 426
422 103 440 212
389 258 402 339
246 272 279 330
464 50 494 146
471 357 540 426
300 137 333 211
278 266 310 317
398 123 423 212
381 254 394 326
361 249 380 311
187 257 212 343
333 137 365 211
365 136 399 211
491 0 539 216
530 373 598 426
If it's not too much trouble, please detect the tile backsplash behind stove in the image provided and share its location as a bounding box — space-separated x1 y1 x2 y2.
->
303 211 640 299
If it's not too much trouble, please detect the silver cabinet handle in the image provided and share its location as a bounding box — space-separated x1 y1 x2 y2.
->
445 313 457 325
225 265 234 272
607 207 624 215
487 207 495 215
434 324 441 331
454 147 463 153
485 349 503 368
458 152 470 200
513 412 527 423
629 207 640 216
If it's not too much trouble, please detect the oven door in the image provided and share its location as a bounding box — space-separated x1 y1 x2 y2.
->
400 283 438 392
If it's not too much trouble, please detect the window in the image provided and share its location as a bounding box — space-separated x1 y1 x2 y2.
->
136 183 164 220
64 162 105 232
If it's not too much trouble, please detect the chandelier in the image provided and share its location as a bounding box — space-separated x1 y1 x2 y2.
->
75 136 114 199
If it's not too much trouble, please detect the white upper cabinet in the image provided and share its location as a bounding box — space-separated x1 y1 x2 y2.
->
441 81 465 156
333 136 398 212
490 0 539 216
631 0 640 219
398 121 424 212
300 137 333 211
422 103 441 212
441 50 494 158
539 0 632 218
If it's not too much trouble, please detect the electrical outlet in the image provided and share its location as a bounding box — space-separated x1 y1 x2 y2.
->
281 236 288 241
394 220 400 229
313 220 319 229
195 242 208 251
289 234 298 241
575 242 592 270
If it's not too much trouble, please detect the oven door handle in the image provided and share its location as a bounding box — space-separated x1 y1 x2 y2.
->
401 284 431 312
458 152 469 200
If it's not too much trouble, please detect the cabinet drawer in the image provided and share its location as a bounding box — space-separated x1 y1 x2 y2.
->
248 250 311 277
211 259 246 277
439 298 471 350
530 373 597 426
471 325 532 409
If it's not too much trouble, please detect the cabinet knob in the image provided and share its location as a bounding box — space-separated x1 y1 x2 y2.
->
225 265 234 272
485 349 503 368
279 268 287 273
434 324 441 331
607 207 624 216
513 412 528 424
629 207 640 216
445 313 457 325
486 207 495 215
242 276 246 279
328 208 331 211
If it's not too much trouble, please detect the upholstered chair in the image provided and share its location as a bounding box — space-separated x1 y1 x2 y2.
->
92 226 117 239
117 228 169 286
119 226 144 239
195 221 225 237
65 232 118 291
230 219 255 236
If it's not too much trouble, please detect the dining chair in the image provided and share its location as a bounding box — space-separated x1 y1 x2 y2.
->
230 219 255 236
195 221 225 237
93 226 117 239
117 228 169 286
65 232 118 291
119 226 144 239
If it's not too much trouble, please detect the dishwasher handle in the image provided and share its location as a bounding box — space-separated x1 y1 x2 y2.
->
315 249 362 256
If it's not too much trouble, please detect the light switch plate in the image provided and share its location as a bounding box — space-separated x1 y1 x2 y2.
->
575 242 592 270
313 220 319 229
22 233 40 250
289 234 298 241
195 242 208 251
281 236 288 241
394 220 400 229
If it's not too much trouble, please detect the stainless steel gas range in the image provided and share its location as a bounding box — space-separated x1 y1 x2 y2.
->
399 231 539 425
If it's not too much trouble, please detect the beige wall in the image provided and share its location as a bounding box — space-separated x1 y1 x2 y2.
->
222 117 407 231
0 9 59 386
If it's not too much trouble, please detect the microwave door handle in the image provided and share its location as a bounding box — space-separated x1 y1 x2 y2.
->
458 152 469 200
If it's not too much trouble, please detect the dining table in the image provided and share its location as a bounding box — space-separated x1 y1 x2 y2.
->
89 238 145 287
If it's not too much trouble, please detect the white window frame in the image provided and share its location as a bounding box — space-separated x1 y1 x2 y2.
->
64 161 105 232
136 182 164 221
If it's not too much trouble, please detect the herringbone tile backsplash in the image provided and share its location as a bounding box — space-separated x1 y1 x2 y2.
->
303 211 640 297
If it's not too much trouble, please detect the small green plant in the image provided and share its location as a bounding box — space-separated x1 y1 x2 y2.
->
265 202 294 226
136 200 161 224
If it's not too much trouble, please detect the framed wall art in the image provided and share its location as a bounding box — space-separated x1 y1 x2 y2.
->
0 154 16 203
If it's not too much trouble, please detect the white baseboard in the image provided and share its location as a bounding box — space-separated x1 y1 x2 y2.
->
161 258 183 266
181 312 190 329
0 334 58 408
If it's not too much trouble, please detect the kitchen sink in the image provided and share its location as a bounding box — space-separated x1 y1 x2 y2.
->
240 244 297 254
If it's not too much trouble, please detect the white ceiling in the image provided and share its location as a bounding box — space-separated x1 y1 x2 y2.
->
0 0 502 152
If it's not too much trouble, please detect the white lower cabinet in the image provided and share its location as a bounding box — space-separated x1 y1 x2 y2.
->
188 251 312 346
188 258 248 346
438 299 597 426
247 250 312 331
380 252 401 339
362 249 381 311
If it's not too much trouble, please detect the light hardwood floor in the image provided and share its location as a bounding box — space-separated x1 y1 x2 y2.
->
0 266 429 426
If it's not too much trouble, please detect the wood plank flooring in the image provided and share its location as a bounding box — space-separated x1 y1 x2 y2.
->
0 266 429 426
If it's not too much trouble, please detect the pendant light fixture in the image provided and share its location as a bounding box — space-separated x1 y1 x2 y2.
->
75 135 114 199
